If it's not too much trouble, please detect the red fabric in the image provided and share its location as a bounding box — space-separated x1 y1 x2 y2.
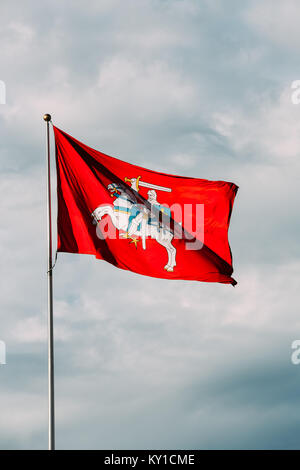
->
54 126 238 285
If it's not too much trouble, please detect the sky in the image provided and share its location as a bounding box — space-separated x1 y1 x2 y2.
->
0 0 300 450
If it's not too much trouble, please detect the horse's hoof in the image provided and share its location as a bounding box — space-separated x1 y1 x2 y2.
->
166 267 174 272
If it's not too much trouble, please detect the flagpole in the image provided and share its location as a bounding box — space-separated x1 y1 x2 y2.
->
44 113 55 450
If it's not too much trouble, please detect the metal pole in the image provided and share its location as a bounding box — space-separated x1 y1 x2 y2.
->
44 113 55 450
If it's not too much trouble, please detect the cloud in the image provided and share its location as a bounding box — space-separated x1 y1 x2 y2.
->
212 86 300 163
0 0 300 450
246 0 300 50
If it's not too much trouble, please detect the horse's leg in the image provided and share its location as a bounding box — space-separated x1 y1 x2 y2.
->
155 232 176 271
168 234 177 268
92 206 120 229
92 205 110 222
164 232 176 270
165 240 176 271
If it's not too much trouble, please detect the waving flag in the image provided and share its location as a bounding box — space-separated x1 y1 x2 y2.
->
53 126 238 285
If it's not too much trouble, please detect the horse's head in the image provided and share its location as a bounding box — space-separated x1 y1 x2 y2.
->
107 183 122 197
107 182 135 205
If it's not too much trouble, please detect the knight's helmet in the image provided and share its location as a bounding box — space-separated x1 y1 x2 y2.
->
147 189 157 203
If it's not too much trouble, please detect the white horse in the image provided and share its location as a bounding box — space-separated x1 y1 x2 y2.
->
91 183 176 272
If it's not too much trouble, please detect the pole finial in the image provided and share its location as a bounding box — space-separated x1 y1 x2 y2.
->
43 113 51 122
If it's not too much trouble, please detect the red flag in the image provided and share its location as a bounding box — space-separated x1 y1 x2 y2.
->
53 126 238 285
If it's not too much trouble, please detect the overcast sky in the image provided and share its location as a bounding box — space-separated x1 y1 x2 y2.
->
1 0 300 450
